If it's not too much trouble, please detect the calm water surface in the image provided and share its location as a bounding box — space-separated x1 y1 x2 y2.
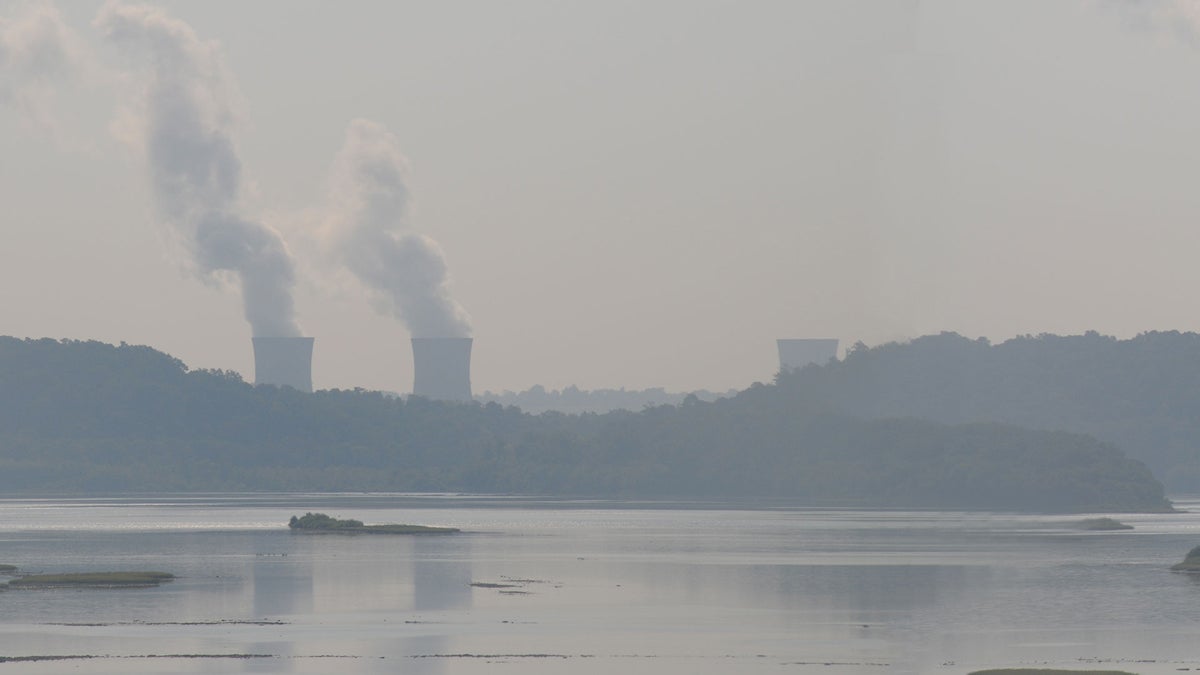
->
1 494 1199 674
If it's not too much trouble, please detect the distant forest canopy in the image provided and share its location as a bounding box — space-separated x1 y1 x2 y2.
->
0 335 1171 513
475 385 737 414
775 330 1200 491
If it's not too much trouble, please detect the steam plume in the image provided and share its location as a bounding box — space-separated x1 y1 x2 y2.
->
95 2 301 337
0 2 78 125
323 119 471 338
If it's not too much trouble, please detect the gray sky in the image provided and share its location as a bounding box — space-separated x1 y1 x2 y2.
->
3 0 1200 394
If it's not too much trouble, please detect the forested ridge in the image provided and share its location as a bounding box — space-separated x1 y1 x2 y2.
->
475 384 737 414
0 336 1171 512
776 330 1200 491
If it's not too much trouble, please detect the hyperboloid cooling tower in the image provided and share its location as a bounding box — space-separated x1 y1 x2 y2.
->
777 338 838 372
411 337 472 402
252 337 314 393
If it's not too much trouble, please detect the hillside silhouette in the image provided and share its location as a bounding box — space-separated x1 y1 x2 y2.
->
775 331 1200 491
0 336 1171 512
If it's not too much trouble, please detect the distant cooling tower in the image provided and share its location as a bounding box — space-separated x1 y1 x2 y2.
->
777 338 838 372
252 337 314 393
411 337 472 402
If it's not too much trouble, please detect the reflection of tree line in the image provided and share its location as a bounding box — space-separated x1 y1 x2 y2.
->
0 336 1171 511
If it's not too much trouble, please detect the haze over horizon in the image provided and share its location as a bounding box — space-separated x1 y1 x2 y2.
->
3 0 1200 394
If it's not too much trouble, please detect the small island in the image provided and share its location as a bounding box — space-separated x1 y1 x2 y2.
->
6 571 174 589
0 564 16 574
1171 545 1200 572
1077 517 1133 531
287 512 459 535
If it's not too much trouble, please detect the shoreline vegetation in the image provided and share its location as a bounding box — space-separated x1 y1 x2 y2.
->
288 512 459 534
5 571 174 589
1170 545 1200 572
1077 518 1133 531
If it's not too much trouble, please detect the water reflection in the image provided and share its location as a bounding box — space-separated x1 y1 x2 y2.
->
413 535 472 612
252 537 312 617
246 534 306 673
0 497 1199 674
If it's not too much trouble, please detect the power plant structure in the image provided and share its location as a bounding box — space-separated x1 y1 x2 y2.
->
777 338 839 372
411 337 473 402
252 337 314 393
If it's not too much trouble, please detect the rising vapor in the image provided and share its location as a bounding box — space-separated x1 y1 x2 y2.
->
0 2 79 126
323 119 471 338
95 2 301 338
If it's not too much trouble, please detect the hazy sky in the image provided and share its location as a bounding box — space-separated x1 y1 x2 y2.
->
4 0 1200 394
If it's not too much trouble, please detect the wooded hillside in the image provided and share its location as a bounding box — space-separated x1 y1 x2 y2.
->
775 331 1200 491
0 336 1171 512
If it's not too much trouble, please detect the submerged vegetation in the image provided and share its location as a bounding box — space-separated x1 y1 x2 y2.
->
1170 545 1200 572
1077 518 1133 531
6 571 174 588
288 512 458 534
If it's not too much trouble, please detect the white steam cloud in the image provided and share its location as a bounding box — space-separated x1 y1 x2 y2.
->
0 1 79 126
95 2 301 338
323 119 471 338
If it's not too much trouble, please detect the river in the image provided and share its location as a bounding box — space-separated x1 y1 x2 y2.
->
0 494 1198 674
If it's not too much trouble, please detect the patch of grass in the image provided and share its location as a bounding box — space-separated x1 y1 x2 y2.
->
7 571 174 588
288 513 458 534
1078 518 1133 531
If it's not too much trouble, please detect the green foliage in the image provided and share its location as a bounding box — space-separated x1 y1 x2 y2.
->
0 336 1173 512
288 513 363 529
287 512 458 534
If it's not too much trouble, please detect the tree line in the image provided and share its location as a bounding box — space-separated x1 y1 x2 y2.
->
774 330 1200 491
0 336 1172 512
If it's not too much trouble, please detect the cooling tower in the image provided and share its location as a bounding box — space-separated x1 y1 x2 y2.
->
777 338 838 372
252 337 314 393
411 337 472 402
